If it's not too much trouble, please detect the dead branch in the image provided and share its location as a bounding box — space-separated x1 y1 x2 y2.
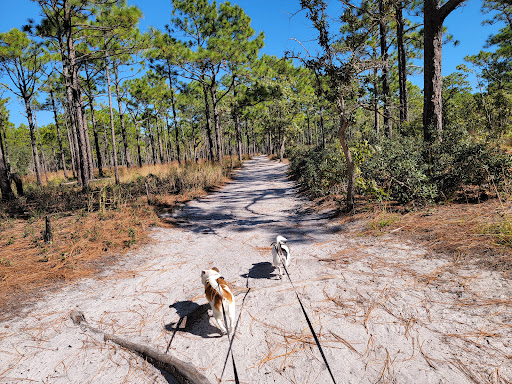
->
70 310 212 384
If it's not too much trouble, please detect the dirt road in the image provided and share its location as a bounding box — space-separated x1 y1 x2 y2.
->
1 156 511 383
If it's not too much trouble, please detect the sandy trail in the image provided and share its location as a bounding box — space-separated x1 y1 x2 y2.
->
1 156 511 384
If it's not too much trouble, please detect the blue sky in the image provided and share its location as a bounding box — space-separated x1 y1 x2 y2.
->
0 0 502 127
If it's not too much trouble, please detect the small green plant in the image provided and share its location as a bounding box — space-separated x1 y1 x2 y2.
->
367 207 401 233
480 217 512 246
22 226 34 238
0 258 12 266
123 228 137 247
6 236 15 245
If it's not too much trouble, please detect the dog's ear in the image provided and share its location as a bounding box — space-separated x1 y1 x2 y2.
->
201 270 206 275
212 267 219 272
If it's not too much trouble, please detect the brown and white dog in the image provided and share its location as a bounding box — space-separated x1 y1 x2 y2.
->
201 267 236 334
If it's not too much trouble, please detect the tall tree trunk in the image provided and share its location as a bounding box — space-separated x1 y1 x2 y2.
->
34 112 48 184
88 100 104 178
396 1 409 125
49 89 68 179
200 75 215 161
113 61 130 168
135 122 142 167
320 107 326 148
81 103 95 177
149 120 157 165
166 64 181 165
372 46 380 136
423 0 466 143
68 51 89 187
209 83 223 163
279 130 286 162
245 119 251 156
337 96 355 211
0 136 14 200
157 118 164 163
0 115 10 168
104 50 120 184
235 108 243 163
379 0 391 138
24 98 42 186
62 64 82 185
65 120 77 179
233 83 243 163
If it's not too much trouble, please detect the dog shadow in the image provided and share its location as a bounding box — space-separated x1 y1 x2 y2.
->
166 300 223 339
241 261 276 280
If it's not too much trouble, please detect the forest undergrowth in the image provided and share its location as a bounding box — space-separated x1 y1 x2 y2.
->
0 158 240 317
288 139 512 276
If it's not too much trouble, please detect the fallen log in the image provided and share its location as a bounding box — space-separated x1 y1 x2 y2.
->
70 310 211 384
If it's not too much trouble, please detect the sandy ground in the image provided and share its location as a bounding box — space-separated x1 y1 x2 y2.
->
1 155 511 384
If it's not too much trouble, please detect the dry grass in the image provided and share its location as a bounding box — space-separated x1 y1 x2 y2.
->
0 202 157 315
0 158 240 318
386 199 512 273
325 195 512 275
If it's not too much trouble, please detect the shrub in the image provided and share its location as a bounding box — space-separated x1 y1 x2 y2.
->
288 145 346 197
428 127 512 198
360 136 438 204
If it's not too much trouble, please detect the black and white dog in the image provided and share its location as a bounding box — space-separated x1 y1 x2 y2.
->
271 235 290 279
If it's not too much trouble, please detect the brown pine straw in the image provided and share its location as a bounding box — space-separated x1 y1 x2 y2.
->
0 202 160 317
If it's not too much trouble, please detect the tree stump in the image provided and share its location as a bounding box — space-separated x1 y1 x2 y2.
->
43 216 52 243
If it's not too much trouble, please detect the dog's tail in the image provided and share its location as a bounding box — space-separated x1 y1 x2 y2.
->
207 272 227 299
276 235 287 244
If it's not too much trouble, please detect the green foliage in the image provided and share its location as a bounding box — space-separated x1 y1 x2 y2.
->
428 127 512 197
361 128 512 203
480 217 512 246
288 144 346 197
360 137 438 204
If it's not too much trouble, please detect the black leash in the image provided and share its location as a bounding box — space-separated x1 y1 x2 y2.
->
220 287 251 381
280 253 337 384
165 315 185 354
219 282 243 384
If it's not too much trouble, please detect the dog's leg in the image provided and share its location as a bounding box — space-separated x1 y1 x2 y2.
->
212 310 227 334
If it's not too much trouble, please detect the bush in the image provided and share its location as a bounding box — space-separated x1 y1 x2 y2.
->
360 136 438 204
289 129 512 205
428 127 512 198
288 145 346 197
360 127 512 203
